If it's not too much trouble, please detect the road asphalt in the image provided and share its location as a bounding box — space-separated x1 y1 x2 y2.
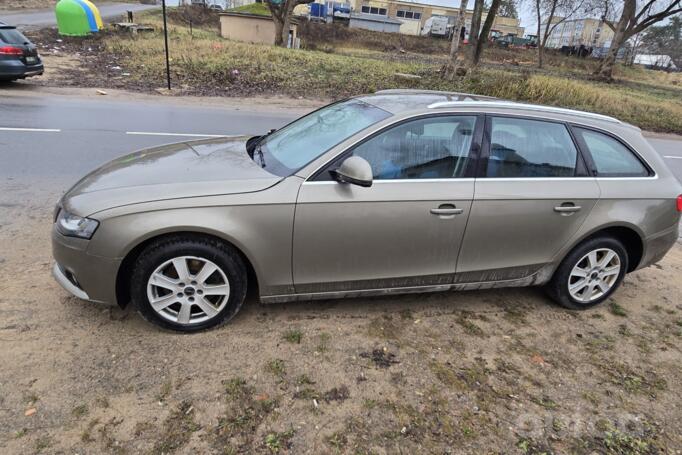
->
0 2 159 30
0 89 681 188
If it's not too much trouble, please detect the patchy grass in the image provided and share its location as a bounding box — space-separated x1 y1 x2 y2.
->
609 302 628 317
265 359 287 379
71 403 88 419
264 429 295 453
282 328 303 344
45 11 682 134
153 401 200 453
228 2 271 16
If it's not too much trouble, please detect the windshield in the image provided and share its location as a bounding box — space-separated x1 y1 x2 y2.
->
252 99 392 176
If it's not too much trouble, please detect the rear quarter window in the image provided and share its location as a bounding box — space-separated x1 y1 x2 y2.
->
0 28 29 45
573 128 650 177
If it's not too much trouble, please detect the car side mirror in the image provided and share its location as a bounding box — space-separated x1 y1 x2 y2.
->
330 156 373 187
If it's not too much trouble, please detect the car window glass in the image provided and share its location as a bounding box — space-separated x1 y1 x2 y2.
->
574 128 648 176
0 29 29 45
350 116 477 180
255 99 391 177
487 117 578 178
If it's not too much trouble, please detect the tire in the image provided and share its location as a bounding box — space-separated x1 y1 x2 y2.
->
130 235 247 332
546 236 628 310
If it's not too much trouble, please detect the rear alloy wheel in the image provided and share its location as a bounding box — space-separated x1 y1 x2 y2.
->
567 248 621 304
547 236 628 310
131 236 247 332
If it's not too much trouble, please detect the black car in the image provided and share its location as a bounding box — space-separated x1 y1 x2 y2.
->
0 22 43 81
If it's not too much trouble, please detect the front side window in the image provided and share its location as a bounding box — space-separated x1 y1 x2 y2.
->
573 127 649 177
349 116 478 180
361 5 370 13
253 99 391 177
486 117 578 178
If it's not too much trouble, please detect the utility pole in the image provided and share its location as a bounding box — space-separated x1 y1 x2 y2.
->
161 0 172 90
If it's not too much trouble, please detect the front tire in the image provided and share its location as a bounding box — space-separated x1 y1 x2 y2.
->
130 235 247 332
547 236 628 310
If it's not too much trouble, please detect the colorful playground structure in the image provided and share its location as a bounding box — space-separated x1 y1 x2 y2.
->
55 0 104 36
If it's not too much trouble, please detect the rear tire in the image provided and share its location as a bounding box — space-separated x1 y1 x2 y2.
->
547 236 628 310
130 235 247 332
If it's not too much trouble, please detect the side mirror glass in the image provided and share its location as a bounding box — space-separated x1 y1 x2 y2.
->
330 156 373 187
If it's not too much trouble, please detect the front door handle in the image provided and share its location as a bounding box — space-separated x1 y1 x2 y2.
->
430 204 464 217
554 204 582 214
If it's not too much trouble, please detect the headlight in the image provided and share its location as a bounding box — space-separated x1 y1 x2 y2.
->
56 210 99 239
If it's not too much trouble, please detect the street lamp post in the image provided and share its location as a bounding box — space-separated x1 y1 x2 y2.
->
161 0 171 90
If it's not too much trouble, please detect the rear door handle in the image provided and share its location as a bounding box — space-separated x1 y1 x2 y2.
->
430 204 464 217
554 205 582 213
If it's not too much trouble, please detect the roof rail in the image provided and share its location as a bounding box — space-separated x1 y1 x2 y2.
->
427 100 621 124
374 89 496 99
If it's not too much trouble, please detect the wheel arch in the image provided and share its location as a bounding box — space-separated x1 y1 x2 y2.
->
560 223 644 274
115 230 260 308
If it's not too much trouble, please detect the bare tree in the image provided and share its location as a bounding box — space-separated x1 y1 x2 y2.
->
468 0 486 57
595 0 682 80
471 0 502 65
443 0 470 77
264 0 314 47
534 0 586 68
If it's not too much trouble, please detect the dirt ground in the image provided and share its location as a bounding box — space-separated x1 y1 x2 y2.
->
1 177 681 455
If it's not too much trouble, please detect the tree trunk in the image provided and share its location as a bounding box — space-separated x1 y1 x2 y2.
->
273 15 285 46
594 0 635 81
442 0 469 78
468 0 485 63
595 27 627 80
471 0 500 66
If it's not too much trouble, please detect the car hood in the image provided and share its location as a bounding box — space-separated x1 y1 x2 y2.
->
63 136 281 216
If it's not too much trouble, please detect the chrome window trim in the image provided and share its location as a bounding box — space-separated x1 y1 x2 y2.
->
302 178 477 185
301 175 658 185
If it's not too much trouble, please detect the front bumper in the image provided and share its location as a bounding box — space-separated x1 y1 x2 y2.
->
51 227 120 305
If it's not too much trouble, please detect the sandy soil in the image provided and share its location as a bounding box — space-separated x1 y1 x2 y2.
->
0 179 681 454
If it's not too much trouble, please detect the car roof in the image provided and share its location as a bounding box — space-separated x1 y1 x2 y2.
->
357 89 626 128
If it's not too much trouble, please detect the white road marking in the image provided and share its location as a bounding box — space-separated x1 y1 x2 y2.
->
664 155 682 160
0 127 61 133
126 131 235 138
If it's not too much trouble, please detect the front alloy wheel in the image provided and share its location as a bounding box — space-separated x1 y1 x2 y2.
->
131 235 247 332
147 256 231 325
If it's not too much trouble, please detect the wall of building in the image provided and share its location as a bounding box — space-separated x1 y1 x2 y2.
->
220 14 299 46
349 17 401 33
541 18 614 49
350 0 523 37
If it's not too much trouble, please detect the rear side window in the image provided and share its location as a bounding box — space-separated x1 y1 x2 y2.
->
486 117 578 177
0 28 29 45
573 128 649 177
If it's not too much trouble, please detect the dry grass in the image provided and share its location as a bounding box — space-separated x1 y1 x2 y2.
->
41 10 682 134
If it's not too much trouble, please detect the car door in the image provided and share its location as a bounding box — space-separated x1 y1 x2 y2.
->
292 114 483 295
456 115 600 283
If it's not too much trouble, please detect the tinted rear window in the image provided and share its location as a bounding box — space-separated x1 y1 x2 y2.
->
486 117 578 178
573 128 650 177
0 28 30 45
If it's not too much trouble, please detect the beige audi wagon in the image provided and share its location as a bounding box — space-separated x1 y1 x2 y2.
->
52 90 682 331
